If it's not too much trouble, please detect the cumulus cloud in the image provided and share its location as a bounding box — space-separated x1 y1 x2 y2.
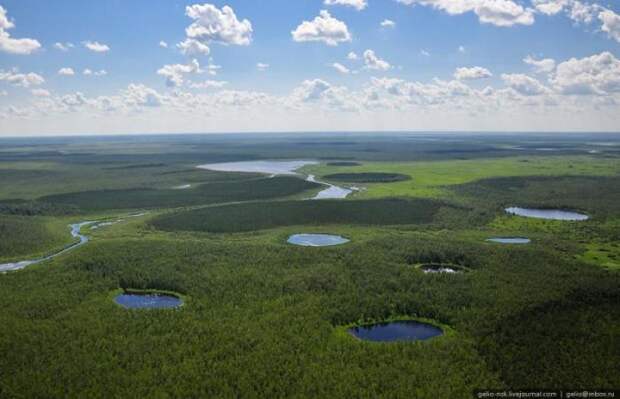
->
157 59 203 87
178 4 252 55
550 51 620 95
454 66 493 80
291 10 352 46
159 41 168 48
347 51 359 60
324 0 367 10
363 49 391 71
381 19 396 27
53 42 74 51
123 84 164 107
83 41 110 53
396 0 535 27
524 55 556 73
599 9 620 43
0 69 44 87
83 69 107 76
257 62 269 72
501 73 548 95
0 6 41 54
58 67 75 76
332 62 350 74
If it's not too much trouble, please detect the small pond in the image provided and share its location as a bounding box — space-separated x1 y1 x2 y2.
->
505 207 589 221
349 320 443 342
287 234 350 247
487 237 531 244
420 264 462 274
115 292 183 309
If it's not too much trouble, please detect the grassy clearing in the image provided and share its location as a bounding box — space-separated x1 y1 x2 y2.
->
579 242 620 270
304 156 620 199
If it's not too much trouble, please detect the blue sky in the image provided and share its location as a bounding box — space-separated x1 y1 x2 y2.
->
0 0 619 135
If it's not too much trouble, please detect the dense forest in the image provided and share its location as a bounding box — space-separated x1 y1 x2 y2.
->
0 133 618 398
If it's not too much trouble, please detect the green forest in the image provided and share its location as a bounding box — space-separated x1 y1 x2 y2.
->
0 133 618 398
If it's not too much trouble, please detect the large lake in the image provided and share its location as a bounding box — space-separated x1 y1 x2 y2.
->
505 207 589 221
349 320 443 342
197 160 317 175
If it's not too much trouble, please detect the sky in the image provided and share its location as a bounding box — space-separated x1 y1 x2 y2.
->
0 0 619 136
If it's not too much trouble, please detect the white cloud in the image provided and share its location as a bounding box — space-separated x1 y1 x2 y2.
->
177 38 211 55
293 79 333 102
83 41 110 53
458 45 466 53
0 6 41 54
83 69 107 76
53 42 74 51
523 55 556 73
0 69 44 87
291 10 352 46
123 84 164 107
159 40 168 48
157 59 203 87
550 51 620 95
454 66 493 80
501 73 548 95
347 51 359 60
257 62 270 72
420 49 430 57
178 4 252 55
364 49 391 70
189 80 228 89
58 67 75 76
31 88 50 97
332 62 350 74
324 0 367 10
381 19 396 27
396 0 535 27
599 9 620 43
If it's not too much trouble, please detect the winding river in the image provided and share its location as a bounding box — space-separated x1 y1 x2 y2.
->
0 221 94 273
0 213 148 273
197 160 354 200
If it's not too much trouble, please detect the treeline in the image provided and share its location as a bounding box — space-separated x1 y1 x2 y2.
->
38 176 320 211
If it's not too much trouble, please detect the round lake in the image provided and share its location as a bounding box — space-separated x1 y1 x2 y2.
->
287 234 350 247
349 320 443 342
487 237 531 244
505 207 589 221
115 293 183 309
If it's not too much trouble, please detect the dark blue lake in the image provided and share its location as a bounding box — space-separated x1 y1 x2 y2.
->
115 293 183 309
349 320 443 342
